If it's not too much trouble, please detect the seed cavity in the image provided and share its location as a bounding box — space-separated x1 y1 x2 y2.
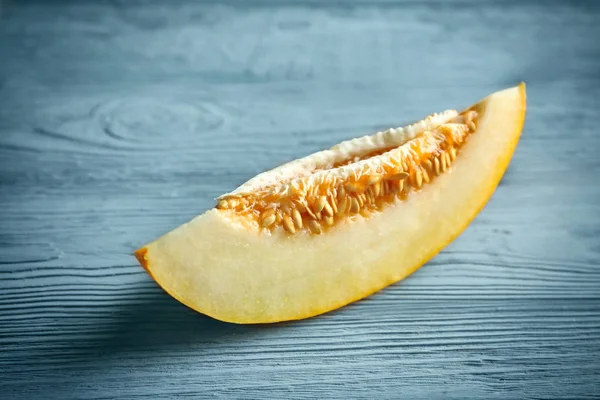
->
216 109 478 235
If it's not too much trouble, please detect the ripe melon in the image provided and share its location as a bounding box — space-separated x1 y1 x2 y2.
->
135 83 527 324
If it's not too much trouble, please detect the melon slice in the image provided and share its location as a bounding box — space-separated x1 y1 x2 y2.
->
135 83 526 324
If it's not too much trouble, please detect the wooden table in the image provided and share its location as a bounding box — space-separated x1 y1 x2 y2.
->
1 1 599 398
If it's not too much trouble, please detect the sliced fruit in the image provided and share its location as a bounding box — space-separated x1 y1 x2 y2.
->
135 83 527 324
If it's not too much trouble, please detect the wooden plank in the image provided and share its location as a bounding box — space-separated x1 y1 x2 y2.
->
1 0 599 399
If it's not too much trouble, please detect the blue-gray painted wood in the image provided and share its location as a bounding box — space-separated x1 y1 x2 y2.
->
1 1 599 399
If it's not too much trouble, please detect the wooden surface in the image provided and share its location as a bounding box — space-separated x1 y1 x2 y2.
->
1 1 599 399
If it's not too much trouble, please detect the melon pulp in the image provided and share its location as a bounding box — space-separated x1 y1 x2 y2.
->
135 83 527 324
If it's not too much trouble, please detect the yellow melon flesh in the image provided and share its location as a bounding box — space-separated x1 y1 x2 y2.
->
135 83 526 324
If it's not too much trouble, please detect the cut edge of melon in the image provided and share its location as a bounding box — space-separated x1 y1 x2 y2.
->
134 82 527 324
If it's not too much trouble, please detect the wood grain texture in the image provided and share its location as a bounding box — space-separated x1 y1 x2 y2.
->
1 0 599 399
